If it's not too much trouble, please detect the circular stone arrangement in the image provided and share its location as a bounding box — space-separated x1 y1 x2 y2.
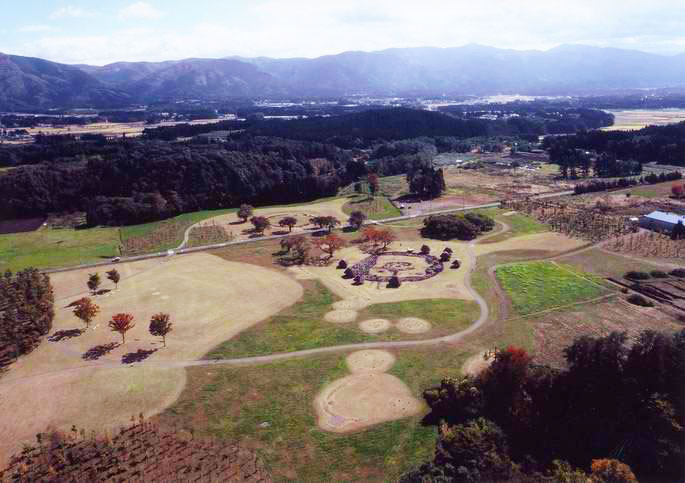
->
346 349 396 373
324 309 358 324
396 317 432 334
358 318 392 334
332 298 369 310
347 251 443 283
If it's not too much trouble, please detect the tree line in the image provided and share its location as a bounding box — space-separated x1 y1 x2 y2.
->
0 269 55 369
573 171 683 195
403 329 685 482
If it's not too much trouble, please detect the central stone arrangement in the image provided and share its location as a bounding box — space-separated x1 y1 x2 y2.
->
349 251 444 283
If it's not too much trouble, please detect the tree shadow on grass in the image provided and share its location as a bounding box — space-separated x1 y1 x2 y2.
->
48 329 84 342
82 342 120 361
121 348 158 364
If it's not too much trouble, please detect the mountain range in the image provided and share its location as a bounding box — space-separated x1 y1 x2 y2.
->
2 44 685 110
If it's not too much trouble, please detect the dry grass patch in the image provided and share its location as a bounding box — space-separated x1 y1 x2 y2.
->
0 252 302 464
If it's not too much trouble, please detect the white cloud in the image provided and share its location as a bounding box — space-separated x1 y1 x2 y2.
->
118 2 163 20
50 6 94 19
10 0 685 64
18 25 55 33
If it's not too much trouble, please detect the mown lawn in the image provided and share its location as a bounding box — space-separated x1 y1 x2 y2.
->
495 261 609 316
206 280 480 359
0 226 121 272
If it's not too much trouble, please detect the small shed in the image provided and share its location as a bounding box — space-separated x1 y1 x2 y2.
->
639 211 685 233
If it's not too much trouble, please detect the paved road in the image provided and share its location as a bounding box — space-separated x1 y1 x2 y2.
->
42 190 576 276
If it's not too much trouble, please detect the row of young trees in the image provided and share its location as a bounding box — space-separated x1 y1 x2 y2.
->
0 269 55 369
404 329 685 481
72 270 173 347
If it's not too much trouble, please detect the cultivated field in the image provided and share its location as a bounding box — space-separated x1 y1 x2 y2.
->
602 109 685 131
21 118 225 140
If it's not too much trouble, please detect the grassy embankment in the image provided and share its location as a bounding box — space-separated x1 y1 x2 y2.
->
0 208 237 272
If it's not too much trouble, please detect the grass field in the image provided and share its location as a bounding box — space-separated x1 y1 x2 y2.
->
557 247 667 279
495 261 609 316
0 226 121 272
623 181 679 199
342 195 401 220
206 280 479 359
158 347 475 482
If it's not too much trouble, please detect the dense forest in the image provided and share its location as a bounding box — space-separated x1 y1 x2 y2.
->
0 268 55 370
0 140 361 225
403 329 685 482
544 121 685 167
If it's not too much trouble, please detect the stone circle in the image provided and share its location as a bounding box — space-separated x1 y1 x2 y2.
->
396 317 432 334
358 318 392 334
324 309 358 324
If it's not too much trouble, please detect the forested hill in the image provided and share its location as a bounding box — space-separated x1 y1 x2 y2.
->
544 121 685 166
0 54 130 111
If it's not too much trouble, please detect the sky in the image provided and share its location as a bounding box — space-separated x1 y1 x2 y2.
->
2 0 685 65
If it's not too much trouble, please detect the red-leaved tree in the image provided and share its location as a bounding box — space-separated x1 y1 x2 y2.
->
109 313 135 344
73 297 100 330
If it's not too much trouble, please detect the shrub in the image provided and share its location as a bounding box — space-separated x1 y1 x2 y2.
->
451 260 461 269
627 294 654 307
625 271 650 281
421 215 480 241
440 252 451 262
387 275 401 288
465 212 496 232
669 268 685 278
353 275 364 285
336 260 348 269
420 245 430 255
342 268 354 279
650 270 668 279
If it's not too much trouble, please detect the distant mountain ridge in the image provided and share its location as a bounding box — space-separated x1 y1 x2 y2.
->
2 45 685 110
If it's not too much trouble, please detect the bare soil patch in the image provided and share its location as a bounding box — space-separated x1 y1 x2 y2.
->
195 198 349 242
529 298 683 368
314 350 422 433
461 350 493 376
303 240 473 304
